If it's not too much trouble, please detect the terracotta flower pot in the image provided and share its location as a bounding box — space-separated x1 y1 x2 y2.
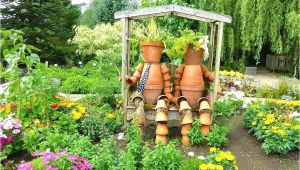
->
199 98 211 111
179 101 191 113
161 65 169 74
155 100 167 109
156 135 168 145
181 113 193 125
199 112 212 125
156 123 169 135
164 81 171 87
200 125 210 136
156 111 168 122
141 41 164 63
181 135 191 146
142 63 164 104
183 45 204 65
181 124 192 135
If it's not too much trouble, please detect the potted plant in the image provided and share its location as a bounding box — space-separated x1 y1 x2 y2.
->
135 18 165 63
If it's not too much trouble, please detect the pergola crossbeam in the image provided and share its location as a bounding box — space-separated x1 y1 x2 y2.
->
115 4 232 23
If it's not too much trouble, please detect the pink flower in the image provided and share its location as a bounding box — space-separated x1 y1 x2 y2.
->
46 166 58 170
12 129 21 134
17 162 33 170
5 136 13 144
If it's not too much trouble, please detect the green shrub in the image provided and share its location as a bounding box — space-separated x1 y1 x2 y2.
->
181 157 204 170
118 150 136 170
207 124 229 147
78 114 109 141
188 119 205 146
125 122 143 168
142 143 182 170
213 97 243 119
256 83 289 99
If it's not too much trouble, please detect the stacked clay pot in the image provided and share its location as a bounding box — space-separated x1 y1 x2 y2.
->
179 100 193 146
155 99 168 145
198 98 212 136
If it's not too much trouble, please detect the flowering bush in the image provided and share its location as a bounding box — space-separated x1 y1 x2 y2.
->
243 99 300 154
0 114 22 165
57 96 87 120
199 148 238 170
17 150 92 170
219 70 255 96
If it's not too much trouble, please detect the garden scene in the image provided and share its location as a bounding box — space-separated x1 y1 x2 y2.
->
0 0 299 170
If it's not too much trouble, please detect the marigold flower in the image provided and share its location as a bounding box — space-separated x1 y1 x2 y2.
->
72 111 82 120
207 163 215 169
209 147 217 153
33 119 40 124
216 165 224 170
199 163 207 170
251 121 257 126
258 112 264 117
107 113 116 119
215 156 222 162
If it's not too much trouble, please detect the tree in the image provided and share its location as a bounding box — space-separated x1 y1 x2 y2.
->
1 0 81 64
79 0 131 27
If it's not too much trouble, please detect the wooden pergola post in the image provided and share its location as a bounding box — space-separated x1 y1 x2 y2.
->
212 22 224 107
121 17 130 123
208 22 216 71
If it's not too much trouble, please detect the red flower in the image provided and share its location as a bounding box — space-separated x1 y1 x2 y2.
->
5 136 13 144
50 103 58 109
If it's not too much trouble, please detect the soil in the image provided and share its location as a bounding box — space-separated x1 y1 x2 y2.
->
170 115 299 170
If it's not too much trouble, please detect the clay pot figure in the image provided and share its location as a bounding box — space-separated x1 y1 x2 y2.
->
181 124 192 135
181 135 191 146
141 41 164 63
156 122 169 135
179 45 214 107
155 135 168 145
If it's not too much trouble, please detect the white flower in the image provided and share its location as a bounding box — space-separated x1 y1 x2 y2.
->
289 111 300 119
3 121 13 130
46 148 51 153
54 64 58 67
12 129 20 134
197 155 205 160
78 61 82 65
117 132 124 140
93 63 97 67
187 151 195 157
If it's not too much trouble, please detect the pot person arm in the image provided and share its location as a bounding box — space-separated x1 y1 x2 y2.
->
161 65 176 103
125 63 144 86
173 65 185 104
200 64 214 82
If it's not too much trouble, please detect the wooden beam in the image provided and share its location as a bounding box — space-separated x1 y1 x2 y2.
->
114 4 232 23
173 5 231 23
115 5 174 20
121 18 130 123
208 22 216 70
212 22 224 107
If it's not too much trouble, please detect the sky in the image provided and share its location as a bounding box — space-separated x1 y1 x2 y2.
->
71 0 92 12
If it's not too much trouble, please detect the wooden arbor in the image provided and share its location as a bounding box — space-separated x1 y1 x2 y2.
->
114 4 232 123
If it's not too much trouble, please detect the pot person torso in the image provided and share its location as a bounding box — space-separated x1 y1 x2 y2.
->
180 45 205 107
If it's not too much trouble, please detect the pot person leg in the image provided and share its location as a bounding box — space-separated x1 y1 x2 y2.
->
198 97 212 136
177 96 193 146
155 95 169 145
132 93 146 134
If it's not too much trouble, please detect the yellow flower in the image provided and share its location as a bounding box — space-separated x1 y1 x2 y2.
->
227 154 234 161
33 119 40 124
52 124 57 128
262 126 266 129
107 113 116 119
273 130 278 134
258 112 264 117
71 110 82 120
278 130 286 136
77 105 86 114
272 126 278 130
251 121 257 126
24 122 29 127
207 163 215 169
234 165 239 170
199 163 207 170
5 105 11 113
210 147 217 153
283 122 291 127
216 165 224 170
215 156 222 162
219 152 226 159
265 130 270 134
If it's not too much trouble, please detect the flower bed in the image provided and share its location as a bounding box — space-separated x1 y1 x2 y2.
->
243 99 300 155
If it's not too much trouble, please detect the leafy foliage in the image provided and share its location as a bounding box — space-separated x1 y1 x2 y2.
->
1 0 80 63
188 119 205 146
142 143 182 170
207 124 229 147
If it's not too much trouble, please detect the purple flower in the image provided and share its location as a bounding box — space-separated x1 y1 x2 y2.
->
17 162 33 170
46 166 58 170
12 129 21 134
